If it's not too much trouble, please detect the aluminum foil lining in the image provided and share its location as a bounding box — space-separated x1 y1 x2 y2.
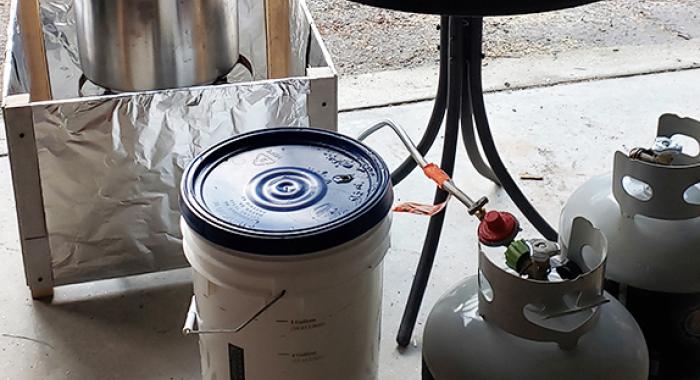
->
3 0 334 285
35 80 311 285
5 5 27 97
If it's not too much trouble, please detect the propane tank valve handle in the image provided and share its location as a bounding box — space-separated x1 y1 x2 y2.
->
628 136 684 166
629 147 676 165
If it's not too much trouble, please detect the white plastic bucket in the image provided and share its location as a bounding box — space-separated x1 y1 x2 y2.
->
183 217 390 379
180 128 394 380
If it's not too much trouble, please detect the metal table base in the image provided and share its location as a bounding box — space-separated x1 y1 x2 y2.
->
394 16 557 347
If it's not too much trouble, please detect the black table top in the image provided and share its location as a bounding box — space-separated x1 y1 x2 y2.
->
347 0 600 16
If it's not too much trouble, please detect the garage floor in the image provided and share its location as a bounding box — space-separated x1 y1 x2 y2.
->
0 66 699 379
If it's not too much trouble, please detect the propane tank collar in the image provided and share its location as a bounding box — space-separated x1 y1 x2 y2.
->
478 211 519 247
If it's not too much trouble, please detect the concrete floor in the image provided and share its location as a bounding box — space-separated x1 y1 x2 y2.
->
1 67 700 379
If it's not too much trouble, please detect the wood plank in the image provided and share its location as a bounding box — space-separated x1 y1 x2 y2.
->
265 0 292 79
307 67 338 131
17 0 52 101
4 95 54 299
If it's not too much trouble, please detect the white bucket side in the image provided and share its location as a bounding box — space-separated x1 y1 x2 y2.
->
193 263 384 379
182 216 392 294
182 216 391 380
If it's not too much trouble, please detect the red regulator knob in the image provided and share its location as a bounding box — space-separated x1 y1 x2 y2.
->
478 211 520 247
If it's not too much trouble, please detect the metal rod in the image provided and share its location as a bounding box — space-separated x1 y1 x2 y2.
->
443 181 476 208
359 119 481 210
358 120 429 168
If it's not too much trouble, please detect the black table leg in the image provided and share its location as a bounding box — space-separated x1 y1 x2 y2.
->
466 17 558 241
397 16 469 347
460 23 500 185
396 16 557 347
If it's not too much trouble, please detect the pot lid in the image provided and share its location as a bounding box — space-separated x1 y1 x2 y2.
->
346 0 600 16
180 128 393 255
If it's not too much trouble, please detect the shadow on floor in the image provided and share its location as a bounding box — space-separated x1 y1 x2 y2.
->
24 269 202 379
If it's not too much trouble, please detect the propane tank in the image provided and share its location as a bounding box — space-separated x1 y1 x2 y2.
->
422 217 649 380
561 114 700 379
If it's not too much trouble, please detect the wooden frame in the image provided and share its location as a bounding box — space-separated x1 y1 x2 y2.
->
17 0 52 101
2 0 337 298
4 95 54 298
302 1 338 129
265 0 292 79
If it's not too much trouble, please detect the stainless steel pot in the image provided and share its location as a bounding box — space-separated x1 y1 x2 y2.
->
75 0 239 92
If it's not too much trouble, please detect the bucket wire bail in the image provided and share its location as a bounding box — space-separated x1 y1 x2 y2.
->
183 290 287 335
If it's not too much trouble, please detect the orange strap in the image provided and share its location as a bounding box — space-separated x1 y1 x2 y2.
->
392 163 453 217
393 197 450 216
423 163 451 189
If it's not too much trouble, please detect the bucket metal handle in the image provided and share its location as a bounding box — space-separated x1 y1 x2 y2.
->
182 290 287 335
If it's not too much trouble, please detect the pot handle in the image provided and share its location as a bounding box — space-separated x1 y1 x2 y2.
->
182 290 286 335
237 55 254 78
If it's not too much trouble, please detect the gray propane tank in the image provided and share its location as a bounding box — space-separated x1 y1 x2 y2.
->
560 114 700 379
422 217 649 380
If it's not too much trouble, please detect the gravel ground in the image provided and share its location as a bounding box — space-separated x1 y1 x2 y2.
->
307 0 700 74
0 0 9 94
0 1 696 84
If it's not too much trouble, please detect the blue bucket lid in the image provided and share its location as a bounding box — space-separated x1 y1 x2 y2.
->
180 128 393 255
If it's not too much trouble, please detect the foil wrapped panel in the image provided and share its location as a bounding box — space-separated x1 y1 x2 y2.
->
33 80 311 284
3 0 334 285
